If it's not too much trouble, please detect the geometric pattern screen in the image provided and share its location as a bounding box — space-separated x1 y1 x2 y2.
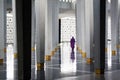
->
61 17 76 42
6 13 14 44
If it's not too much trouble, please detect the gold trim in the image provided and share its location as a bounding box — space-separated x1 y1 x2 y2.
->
37 63 44 70
31 47 35 51
86 58 93 64
50 51 55 56
82 52 86 58
105 48 107 52
14 53 17 58
77 46 79 51
116 44 120 48
4 48 6 53
0 59 3 64
45 55 51 61
112 50 116 56
54 48 58 52
95 69 104 74
78 49 82 54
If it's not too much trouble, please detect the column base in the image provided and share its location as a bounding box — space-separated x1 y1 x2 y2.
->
77 46 82 54
45 55 51 61
14 53 17 59
37 63 44 70
4 48 6 53
54 47 58 52
0 59 3 64
112 50 116 56
95 69 104 75
50 51 55 56
116 44 120 48
78 48 82 54
77 46 79 51
105 48 107 53
86 58 93 64
82 52 86 58
31 47 35 51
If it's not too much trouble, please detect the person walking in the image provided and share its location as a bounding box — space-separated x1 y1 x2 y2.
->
70 37 75 62
70 37 75 52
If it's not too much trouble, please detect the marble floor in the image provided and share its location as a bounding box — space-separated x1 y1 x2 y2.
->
0 43 120 80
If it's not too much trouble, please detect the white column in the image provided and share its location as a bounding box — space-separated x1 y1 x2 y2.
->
76 0 82 51
105 0 109 54
93 0 106 74
76 0 86 58
31 0 37 79
81 0 86 56
52 0 59 49
0 0 6 63
12 0 17 59
35 0 46 70
93 0 100 72
111 0 118 56
45 0 53 56
118 0 120 62
84 0 94 64
45 0 59 61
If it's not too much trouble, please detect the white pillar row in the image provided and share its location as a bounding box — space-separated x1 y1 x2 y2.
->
0 0 6 64
76 0 86 58
35 0 46 71
84 0 94 64
111 0 118 56
12 0 17 59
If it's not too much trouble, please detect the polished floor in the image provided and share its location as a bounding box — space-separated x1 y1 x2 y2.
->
0 43 120 80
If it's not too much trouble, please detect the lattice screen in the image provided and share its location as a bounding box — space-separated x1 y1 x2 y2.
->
7 13 14 44
61 17 76 42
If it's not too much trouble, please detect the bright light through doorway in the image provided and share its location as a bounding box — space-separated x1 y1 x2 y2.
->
7 44 14 79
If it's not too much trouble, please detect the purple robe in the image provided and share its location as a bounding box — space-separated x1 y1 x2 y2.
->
70 37 75 49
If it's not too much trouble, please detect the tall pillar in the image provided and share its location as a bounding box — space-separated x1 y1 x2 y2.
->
12 0 17 59
111 0 118 57
31 0 37 79
35 0 46 78
0 0 6 64
15 0 32 79
93 0 106 74
45 0 53 61
76 0 82 53
105 1 109 55
84 0 94 64
118 0 120 62
76 0 86 58
106 0 112 67
52 0 59 49
45 0 59 61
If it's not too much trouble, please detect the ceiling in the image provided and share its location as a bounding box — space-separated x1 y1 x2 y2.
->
59 8 75 18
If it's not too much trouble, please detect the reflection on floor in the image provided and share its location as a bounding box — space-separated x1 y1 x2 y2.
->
0 43 120 80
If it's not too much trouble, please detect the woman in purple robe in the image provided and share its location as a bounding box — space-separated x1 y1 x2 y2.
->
70 37 75 52
70 37 75 62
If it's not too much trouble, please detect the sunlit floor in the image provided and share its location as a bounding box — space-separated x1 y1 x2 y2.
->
0 42 120 80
